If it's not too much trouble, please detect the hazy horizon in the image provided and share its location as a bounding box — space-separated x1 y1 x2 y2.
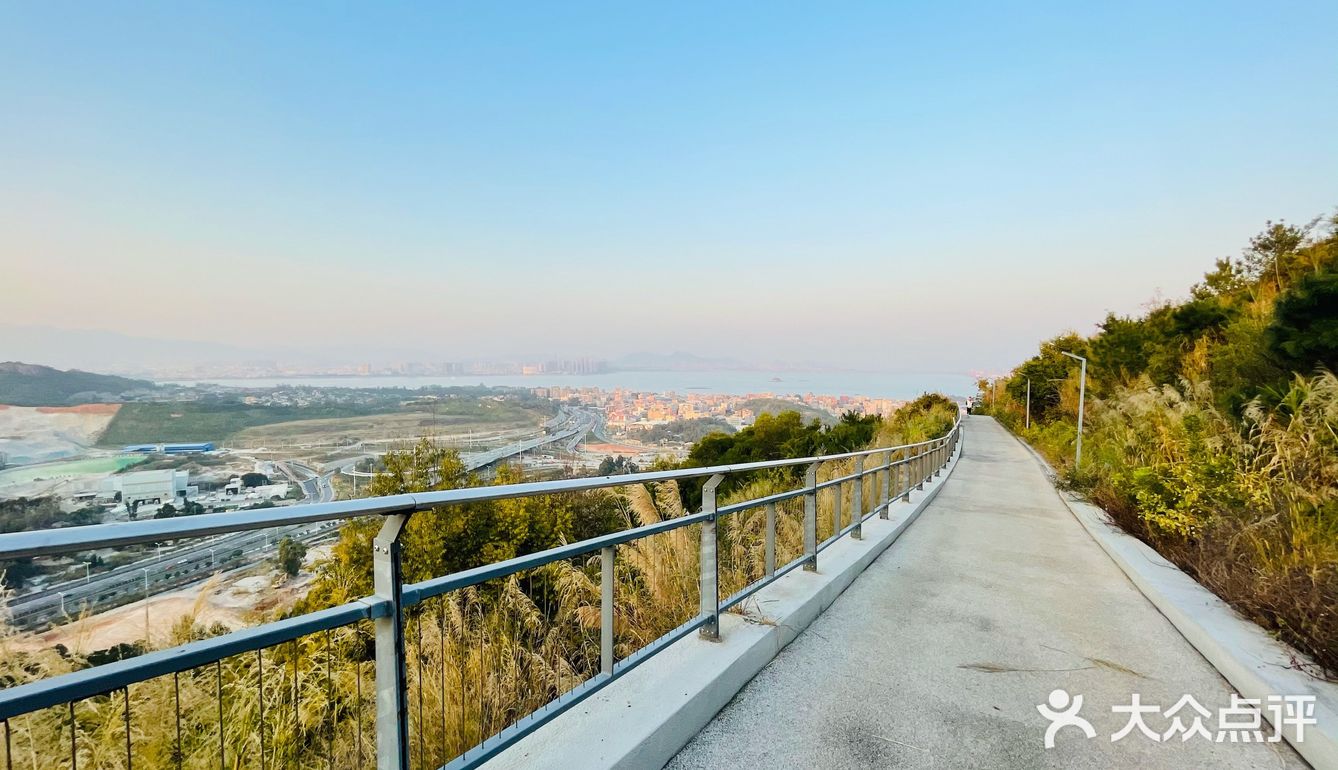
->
5 3 1336 379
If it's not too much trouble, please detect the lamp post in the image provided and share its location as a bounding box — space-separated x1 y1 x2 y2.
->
1025 378 1031 430
1060 351 1087 469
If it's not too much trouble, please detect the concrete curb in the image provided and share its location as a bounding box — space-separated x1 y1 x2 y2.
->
1008 428 1338 769
489 444 964 770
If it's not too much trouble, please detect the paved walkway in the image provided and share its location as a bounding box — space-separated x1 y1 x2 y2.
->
668 417 1304 769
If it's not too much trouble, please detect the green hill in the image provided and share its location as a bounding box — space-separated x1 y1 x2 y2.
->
0 361 154 406
742 397 835 425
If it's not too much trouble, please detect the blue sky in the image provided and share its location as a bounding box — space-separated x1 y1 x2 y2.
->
3 1 1336 375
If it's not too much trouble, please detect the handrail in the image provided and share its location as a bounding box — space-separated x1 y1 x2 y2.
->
0 433 951 560
0 416 963 769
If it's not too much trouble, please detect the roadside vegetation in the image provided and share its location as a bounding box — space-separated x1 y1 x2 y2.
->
977 213 1338 674
0 397 958 768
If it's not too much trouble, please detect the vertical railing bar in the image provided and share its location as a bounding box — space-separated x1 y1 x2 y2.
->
124 686 132 770
416 611 425 770
900 449 908 498
698 474 724 641
830 480 841 543
174 671 182 770
600 546 615 674
542 574 551 715
455 603 465 761
880 450 892 519
3 718 9 770
476 608 484 749
356 657 364 770
325 628 334 770
438 600 447 769
764 502 776 577
69 700 76 770
372 513 410 770
216 660 224 770
258 649 265 770
852 457 864 539
291 639 298 770
803 462 819 571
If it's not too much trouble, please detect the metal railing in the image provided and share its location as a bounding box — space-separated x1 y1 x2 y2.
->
0 419 961 769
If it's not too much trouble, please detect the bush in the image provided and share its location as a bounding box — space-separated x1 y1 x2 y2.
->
275 536 307 577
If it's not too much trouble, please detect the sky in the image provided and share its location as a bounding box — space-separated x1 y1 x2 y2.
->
3 1 1336 377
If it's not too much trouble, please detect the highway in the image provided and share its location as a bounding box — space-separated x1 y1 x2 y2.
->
337 407 598 477
5 408 594 631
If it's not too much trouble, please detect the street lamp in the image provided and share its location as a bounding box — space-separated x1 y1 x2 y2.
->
1059 351 1088 469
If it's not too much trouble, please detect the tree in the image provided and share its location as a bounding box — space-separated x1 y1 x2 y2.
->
1004 334 1086 421
1239 219 1313 294
822 411 879 453
596 455 638 476
1267 269 1338 374
301 439 556 608
240 472 270 488
276 536 307 577
154 503 177 519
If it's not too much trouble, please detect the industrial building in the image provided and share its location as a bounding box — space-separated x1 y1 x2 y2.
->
121 442 216 454
101 469 195 507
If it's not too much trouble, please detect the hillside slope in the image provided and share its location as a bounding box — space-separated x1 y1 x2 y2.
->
0 361 154 406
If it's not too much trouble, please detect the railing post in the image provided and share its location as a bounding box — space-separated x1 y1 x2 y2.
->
373 513 410 770
900 450 911 503
880 450 892 519
851 457 864 539
699 473 725 641
764 502 776 577
934 441 943 478
831 479 842 542
601 546 615 674
803 461 819 571
915 445 925 491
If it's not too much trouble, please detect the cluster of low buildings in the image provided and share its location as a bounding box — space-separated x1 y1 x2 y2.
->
531 387 906 432
70 465 293 519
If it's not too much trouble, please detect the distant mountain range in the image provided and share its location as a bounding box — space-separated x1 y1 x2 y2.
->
0 362 156 406
0 325 840 377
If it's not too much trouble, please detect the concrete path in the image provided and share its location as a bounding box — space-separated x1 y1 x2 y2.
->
668 417 1305 769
